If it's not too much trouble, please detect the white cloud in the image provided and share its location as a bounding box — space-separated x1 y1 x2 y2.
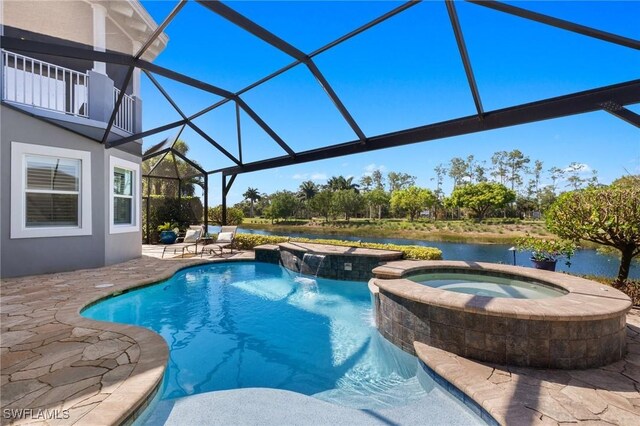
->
310 173 327 181
292 172 327 181
563 163 591 174
362 163 386 176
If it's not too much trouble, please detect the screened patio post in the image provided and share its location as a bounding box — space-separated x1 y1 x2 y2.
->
145 176 151 244
177 178 182 216
204 173 209 233
221 174 227 226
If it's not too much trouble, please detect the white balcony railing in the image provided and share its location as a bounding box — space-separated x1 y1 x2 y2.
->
113 87 135 133
2 49 89 117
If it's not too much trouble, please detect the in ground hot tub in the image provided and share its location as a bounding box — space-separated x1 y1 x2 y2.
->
408 272 566 299
370 261 632 369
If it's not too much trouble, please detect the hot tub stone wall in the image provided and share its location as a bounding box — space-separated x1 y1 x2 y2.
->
375 290 627 369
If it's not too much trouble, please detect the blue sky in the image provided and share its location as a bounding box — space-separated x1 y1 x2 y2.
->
139 1 640 205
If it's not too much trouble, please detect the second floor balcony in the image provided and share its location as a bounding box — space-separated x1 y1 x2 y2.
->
2 49 140 137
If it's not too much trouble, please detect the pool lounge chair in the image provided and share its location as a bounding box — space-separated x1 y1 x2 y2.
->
161 225 204 258
200 226 237 258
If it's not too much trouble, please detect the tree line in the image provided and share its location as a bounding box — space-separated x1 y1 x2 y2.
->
235 149 601 222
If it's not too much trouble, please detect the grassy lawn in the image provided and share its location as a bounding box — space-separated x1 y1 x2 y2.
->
240 217 552 244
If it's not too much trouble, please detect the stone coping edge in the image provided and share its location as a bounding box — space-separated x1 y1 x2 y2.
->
277 242 403 259
57 257 252 426
415 342 502 425
418 358 499 426
372 260 631 321
79 259 255 314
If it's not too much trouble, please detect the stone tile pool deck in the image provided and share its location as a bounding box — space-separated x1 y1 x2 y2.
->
1 251 639 425
1 250 252 425
414 309 640 425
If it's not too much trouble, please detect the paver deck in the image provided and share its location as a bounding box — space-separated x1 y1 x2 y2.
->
1 250 253 425
415 308 640 425
1 250 639 425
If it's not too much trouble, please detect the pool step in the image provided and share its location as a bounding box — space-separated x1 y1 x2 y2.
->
312 376 427 410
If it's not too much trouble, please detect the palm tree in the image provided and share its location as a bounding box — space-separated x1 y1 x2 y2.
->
297 181 318 219
143 139 202 197
298 181 318 201
243 187 261 217
326 176 359 193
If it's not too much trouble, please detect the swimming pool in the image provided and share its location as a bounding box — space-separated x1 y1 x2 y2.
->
82 262 483 423
407 272 565 299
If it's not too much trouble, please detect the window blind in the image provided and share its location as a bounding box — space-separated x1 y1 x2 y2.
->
25 155 81 227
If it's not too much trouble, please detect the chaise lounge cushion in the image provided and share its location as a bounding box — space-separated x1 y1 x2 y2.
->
217 232 234 243
184 229 201 243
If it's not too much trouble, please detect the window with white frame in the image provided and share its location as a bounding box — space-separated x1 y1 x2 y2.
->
109 156 140 234
11 142 92 238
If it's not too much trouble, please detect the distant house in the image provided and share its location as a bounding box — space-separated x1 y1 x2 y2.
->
1 0 167 277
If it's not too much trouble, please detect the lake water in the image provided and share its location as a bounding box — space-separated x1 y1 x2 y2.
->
207 226 638 279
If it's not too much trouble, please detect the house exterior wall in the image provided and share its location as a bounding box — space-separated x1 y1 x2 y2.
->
2 1 94 48
1 106 106 277
0 105 141 278
105 18 134 57
103 149 142 266
1 0 167 60
0 0 165 278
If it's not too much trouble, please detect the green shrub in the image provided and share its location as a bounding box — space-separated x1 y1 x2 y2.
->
208 206 244 226
480 218 521 225
232 234 442 261
143 195 203 242
232 234 289 249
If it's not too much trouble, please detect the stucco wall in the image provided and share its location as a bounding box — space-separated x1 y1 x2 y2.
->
0 106 141 278
3 1 136 55
1 106 105 277
1 0 166 60
2 1 94 48
103 149 142 266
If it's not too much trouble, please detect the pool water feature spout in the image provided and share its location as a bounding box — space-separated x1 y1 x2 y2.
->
279 250 300 274
300 253 326 277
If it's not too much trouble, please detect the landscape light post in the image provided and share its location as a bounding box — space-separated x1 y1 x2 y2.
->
508 246 517 266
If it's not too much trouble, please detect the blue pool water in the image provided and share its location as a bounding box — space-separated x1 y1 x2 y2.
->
409 272 566 299
82 262 483 423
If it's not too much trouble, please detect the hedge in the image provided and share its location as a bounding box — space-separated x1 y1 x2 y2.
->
230 233 442 261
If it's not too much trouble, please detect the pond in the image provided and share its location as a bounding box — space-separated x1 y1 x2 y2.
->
207 227 638 280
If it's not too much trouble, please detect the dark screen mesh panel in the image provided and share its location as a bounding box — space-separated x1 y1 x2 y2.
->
142 151 206 243
144 154 180 179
